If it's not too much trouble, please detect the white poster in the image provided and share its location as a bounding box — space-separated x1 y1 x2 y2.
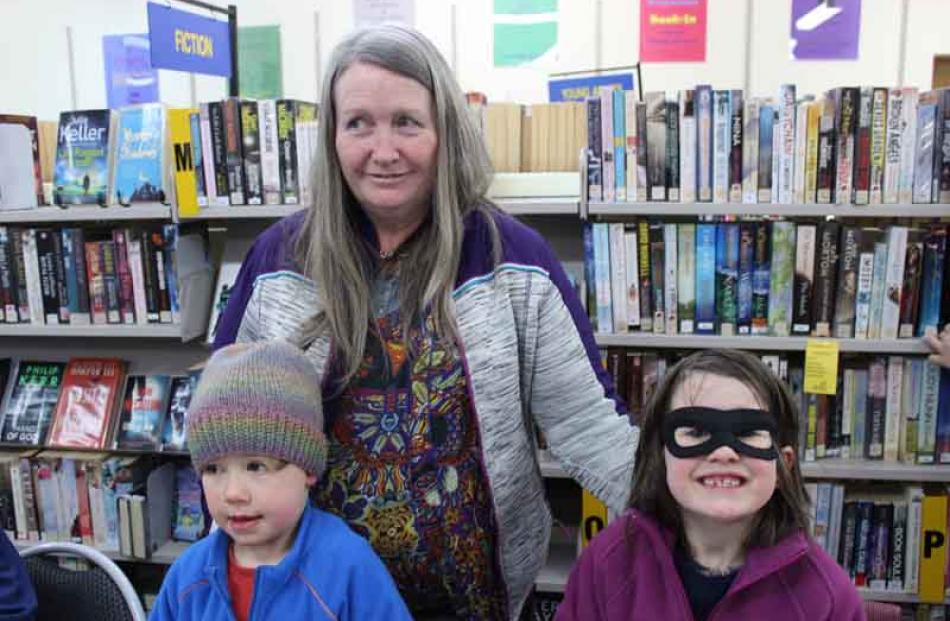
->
354 0 414 28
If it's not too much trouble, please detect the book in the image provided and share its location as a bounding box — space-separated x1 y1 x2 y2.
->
834 88 858 204
240 100 263 205
728 90 743 203
918 493 948 603
883 88 903 204
751 222 771 335
172 465 205 541
160 374 198 452
768 221 795 336
853 87 873 204
114 375 171 450
757 103 774 203
742 98 759 204
222 98 245 205
695 85 713 202
812 221 840 338
880 226 908 340
791 223 816 336
868 88 888 204
53 110 115 206
0 114 43 207
112 104 166 205
712 90 730 203
168 108 200 218
898 230 924 338
833 226 859 339
0 361 65 444
47 358 126 449
695 223 717 334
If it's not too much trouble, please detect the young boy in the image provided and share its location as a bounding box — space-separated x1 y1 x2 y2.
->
150 341 411 620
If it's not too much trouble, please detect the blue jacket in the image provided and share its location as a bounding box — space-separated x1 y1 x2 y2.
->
149 505 411 621
213 207 639 618
0 532 36 621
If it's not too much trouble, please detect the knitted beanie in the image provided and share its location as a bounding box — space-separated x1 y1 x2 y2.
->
186 341 327 478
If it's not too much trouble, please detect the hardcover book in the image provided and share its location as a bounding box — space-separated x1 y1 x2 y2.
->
53 110 115 206
112 104 166 205
114 375 171 450
47 358 126 449
0 361 65 444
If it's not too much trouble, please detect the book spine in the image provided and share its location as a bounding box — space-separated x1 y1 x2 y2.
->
111 230 135 324
679 91 696 203
636 102 648 202
940 90 950 202
666 100 680 202
751 222 771 334
582 224 596 323
645 93 666 202
162 225 180 325
649 223 665 333
880 226 908 339
853 369 869 457
0 227 15 322
853 501 874 586
716 224 739 335
207 102 230 205
51 231 68 323
768 221 795 336
913 102 936 203
126 234 148 326
663 223 678 334
853 245 876 339
865 356 887 459
868 87 888 204
585 97 603 202
757 104 774 203
813 221 840 337
728 90 743 203
897 232 923 338
276 100 299 204
239 100 262 205
59 228 89 325
84 241 105 325
623 225 640 330
903 487 923 592
638 220 652 331
592 223 612 333
742 98 759 204
777 84 796 204
222 98 246 205
868 503 893 589
712 90 730 203
866 240 889 339
816 95 836 203
34 230 58 324
841 368 856 459
149 231 172 323
199 104 220 206
625 92 639 202
791 223 816 336
803 101 819 204
833 226 859 338
99 241 120 324
608 223 627 334
939 369 950 462
737 223 754 335
9 229 28 323
883 356 904 461
918 361 941 463
258 100 283 205
613 89 627 202
840 502 858 576
601 89 615 203
696 85 713 202
138 231 159 323
189 111 207 207
917 225 947 336
902 358 921 463
933 91 948 202
835 88 857 204
853 87 873 204
694 224 716 335
677 223 696 334
883 88 903 204
898 87 919 204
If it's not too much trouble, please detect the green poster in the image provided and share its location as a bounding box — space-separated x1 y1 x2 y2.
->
238 25 282 99
493 0 558 67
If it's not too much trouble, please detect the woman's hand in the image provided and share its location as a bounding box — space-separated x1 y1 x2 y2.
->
924 326 950 369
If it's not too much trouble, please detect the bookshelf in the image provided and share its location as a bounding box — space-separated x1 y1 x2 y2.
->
0 204 172 223
593 333 932 354
587 201 950 219
178 204 304 220
12 538 189 566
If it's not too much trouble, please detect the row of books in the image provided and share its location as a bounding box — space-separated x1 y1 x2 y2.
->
0 224 203 326
0 99 317 210
806 485 948 601
585 85 950 205
466 96 587 174
0 453 207 559
600 349 950 465
0 358 201 452
584 220 949 339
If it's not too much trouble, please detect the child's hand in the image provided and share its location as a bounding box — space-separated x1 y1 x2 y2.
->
924 326 950 369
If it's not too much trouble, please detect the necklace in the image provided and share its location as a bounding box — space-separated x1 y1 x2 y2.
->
379 248 397 260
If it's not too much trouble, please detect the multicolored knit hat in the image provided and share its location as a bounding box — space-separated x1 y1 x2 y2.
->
187 341 327 478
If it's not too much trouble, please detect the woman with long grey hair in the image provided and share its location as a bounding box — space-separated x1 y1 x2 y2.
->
213 24 638 620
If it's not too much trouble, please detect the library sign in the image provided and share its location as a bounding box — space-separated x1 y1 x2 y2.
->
147 2 232 77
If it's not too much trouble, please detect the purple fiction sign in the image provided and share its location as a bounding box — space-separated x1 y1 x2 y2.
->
790 0 862 61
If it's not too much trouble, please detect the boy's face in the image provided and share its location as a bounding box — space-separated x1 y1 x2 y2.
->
200 455 316 568
663 373 794 528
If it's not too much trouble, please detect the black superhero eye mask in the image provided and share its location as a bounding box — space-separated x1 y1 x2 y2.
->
662 407 778 461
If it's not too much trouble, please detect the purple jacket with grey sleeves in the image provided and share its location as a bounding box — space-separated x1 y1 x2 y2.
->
213 207 639 620
556 510 866 621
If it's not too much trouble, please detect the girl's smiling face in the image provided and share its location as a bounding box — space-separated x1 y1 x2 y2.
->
664 372 793 528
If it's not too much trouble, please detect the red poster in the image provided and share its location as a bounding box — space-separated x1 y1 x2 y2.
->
639 0 707 63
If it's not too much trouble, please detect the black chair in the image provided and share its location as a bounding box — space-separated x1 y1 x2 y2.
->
19 541 147 621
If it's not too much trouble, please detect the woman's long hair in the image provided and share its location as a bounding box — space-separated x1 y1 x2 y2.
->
627 349 811 550
297 24 499 380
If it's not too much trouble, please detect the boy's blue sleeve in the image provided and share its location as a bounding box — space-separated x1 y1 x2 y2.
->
339 543 412 621
147 565 178 621
0 532 37 621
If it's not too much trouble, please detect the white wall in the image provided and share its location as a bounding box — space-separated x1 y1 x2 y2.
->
1 0 949 121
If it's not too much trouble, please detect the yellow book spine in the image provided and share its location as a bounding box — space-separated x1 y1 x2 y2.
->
579 488 608 550
918 493 948 603
168 107 200 218
805 102 821 204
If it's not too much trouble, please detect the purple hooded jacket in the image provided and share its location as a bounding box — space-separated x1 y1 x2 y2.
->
556 510 866 621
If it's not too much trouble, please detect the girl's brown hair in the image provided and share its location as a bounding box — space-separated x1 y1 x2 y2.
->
628 349 811 549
